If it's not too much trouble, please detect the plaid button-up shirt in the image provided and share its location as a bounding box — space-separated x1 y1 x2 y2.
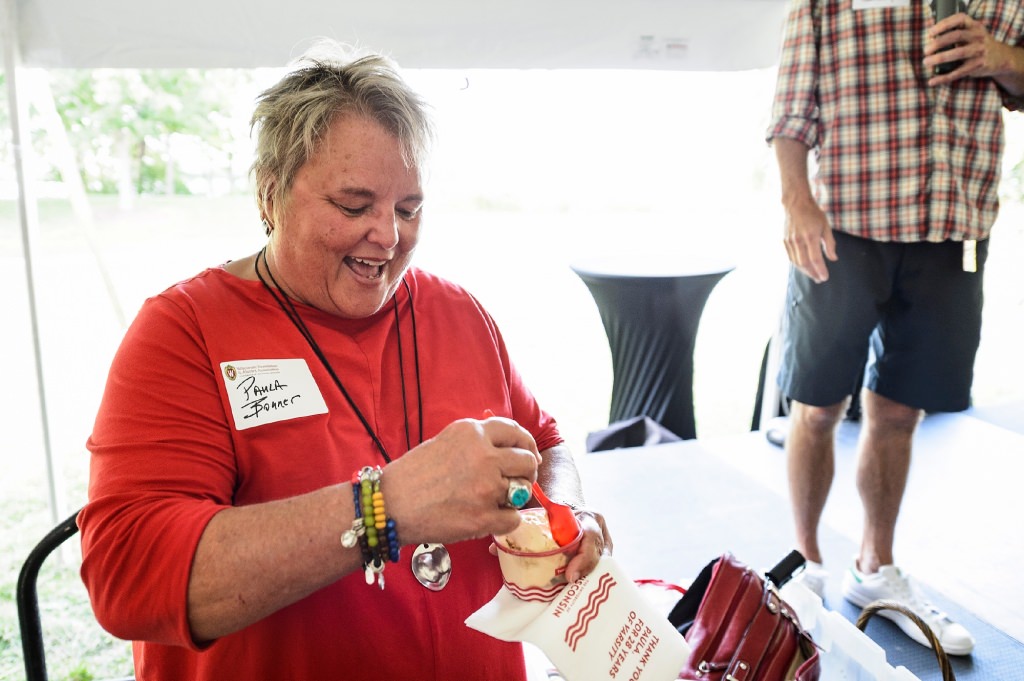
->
767 0 1024 242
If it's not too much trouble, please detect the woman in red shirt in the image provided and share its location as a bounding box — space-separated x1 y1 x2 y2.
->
80 43 611 681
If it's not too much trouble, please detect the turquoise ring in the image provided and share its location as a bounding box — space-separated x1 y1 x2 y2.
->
506 478 532 509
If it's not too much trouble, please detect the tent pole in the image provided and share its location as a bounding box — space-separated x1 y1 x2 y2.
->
3 0 61 528
28 70 127 328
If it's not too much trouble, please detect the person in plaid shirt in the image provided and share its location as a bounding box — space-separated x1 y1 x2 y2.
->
766 0 1024 656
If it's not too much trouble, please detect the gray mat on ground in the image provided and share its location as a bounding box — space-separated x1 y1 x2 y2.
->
829 586 1024 681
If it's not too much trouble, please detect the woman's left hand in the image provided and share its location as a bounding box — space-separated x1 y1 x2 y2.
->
563 508 613 584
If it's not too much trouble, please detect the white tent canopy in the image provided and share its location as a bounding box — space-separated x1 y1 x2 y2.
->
15 0 788 71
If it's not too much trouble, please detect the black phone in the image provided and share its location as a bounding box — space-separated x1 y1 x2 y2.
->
932 0 964 75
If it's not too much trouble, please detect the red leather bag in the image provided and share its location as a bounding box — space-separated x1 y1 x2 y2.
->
668 552 820 681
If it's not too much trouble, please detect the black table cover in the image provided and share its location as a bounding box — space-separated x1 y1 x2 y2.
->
573 259 733 440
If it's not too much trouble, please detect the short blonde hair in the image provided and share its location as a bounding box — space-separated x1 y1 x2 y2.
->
250 45 434 232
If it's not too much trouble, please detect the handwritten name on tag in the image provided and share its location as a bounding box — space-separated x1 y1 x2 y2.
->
220 359 328 430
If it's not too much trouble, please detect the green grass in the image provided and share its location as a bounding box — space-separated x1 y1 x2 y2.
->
0 473 133 681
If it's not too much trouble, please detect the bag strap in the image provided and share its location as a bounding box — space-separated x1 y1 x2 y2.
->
857 600 956 681
765 549 807 588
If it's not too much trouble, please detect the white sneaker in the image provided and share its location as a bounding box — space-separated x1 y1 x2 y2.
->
841 562 975 656
793 560 828 600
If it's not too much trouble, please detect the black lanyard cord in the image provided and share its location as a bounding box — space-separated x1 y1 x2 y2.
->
254 247 424 463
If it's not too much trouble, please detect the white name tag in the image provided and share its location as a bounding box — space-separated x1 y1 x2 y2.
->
962 239 978 273
220 359 328 430
853 0 909 9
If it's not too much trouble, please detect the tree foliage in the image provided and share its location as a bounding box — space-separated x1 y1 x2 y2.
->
4 68 1024 202
46 69 253 195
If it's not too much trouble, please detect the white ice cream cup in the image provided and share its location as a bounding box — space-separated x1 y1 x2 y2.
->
493 508 584 602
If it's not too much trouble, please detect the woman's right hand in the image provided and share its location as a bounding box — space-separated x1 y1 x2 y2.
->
380 416 541 546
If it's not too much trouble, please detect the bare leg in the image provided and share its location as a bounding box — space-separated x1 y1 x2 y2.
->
855 389 922 574
786 399 847 565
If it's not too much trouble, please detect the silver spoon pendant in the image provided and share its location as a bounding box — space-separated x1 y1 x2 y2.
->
411 543 452 591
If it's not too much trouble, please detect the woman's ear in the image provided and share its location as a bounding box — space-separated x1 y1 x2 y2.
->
263 186 278 235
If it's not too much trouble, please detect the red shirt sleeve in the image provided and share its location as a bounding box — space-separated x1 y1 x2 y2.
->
81 292 230 648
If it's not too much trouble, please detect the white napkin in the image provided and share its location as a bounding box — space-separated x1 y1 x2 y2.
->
466 556 690 681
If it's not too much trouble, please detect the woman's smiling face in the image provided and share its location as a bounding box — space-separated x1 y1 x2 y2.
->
265 114 424 318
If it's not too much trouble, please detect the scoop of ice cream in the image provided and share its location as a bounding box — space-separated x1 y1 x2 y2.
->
498 508 559 553
494 508 577 601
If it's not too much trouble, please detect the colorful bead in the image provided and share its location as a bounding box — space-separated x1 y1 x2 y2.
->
345 465 401 588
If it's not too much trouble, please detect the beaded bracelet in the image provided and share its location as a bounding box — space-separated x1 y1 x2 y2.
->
340 466 400 590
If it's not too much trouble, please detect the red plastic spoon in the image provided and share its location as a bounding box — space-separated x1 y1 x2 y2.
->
531 482 582 547
481 409 581 546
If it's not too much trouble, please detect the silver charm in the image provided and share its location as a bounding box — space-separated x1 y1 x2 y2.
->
365 559 386 589
341 518 364 549
411 543 452 591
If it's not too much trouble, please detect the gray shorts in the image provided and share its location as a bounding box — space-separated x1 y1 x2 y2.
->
777 231 988 412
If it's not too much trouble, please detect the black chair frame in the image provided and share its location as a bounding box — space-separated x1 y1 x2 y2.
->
17 508 83 681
